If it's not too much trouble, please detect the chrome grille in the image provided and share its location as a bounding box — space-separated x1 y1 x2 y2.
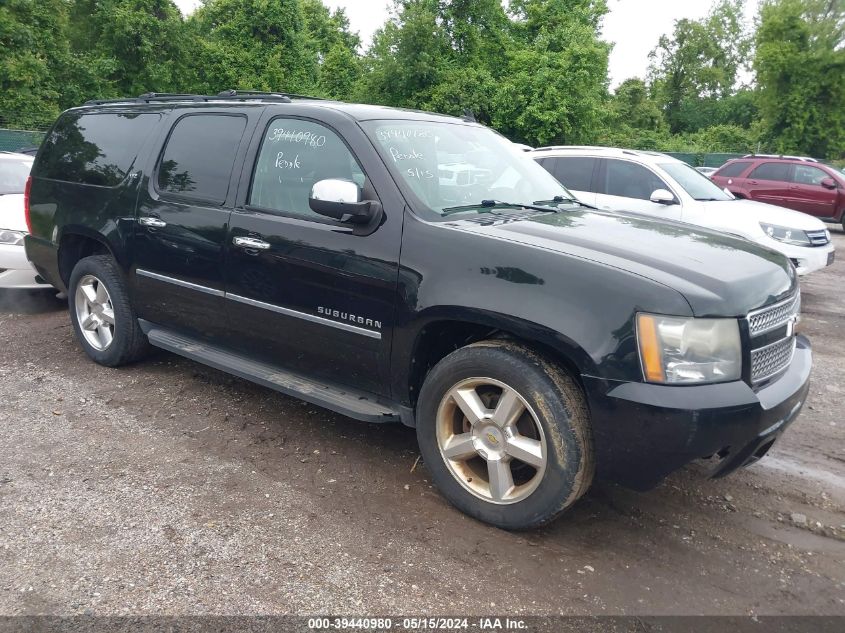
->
747 292 800 336
806 229 830 246
751 336 796 383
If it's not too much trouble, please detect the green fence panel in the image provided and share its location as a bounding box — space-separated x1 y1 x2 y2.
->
665 152 698 166
0 129 45 152
701 152 745 168
664 152 747 168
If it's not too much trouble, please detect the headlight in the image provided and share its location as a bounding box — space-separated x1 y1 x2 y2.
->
0 229 25 246
637 314 741 384
759 223 811 246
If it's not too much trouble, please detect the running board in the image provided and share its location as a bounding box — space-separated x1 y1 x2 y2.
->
140 322 401 424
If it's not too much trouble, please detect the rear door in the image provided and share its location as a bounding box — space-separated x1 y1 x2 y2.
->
537 156 598 205
594 158 683 220
787 164 839 218
222 112 403 396
133 108 253 339
744 162 793 207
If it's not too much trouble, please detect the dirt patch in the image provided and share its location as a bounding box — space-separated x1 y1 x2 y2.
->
1 233 844 616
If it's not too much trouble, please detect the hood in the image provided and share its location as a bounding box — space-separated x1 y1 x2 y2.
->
0 193 27 232
700 199 828 231
450 208 796 317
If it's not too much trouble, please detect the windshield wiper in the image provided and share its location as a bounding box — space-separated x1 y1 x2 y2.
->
441 200 542 217
533 195 598 210
442 197 592 218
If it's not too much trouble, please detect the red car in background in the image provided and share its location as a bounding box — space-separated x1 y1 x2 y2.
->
711 155 845 231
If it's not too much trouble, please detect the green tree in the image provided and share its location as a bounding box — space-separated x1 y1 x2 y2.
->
187 0 313 94
300 0 361 98
649 0 751 133
68 0 187 97
492 0 611 145
754 0 845 158
610 78 665 131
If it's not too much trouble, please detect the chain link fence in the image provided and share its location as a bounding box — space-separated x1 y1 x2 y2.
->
0 128 46 152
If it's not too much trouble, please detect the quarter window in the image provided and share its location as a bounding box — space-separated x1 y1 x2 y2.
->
748 162 791 182
715 161 751 178
39 113 159 186
792 165 828 186
157 114 247 204
249 118 366 220
601 159 668 201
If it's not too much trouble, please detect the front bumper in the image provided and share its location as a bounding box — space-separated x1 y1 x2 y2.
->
773 241 835 276
583 335 812 490
0 243 50 289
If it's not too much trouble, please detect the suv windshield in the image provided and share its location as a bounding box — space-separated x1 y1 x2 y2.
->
659 162 733 202
0 158 33 195
362 120 573 216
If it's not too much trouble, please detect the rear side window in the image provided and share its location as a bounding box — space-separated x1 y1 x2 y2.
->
545 157 596 192
157 114 247 204
715 161 751 178
601 159 668 200
38 112 159 187
249 118 366 221
749 162 791 182
791 164 829 186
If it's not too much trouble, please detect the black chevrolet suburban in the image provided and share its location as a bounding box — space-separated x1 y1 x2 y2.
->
25 92 811 529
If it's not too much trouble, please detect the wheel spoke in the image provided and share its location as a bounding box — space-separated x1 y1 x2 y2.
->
449 386 488 426
80 314 98 331
506 434 544 468
441 433 477 461
97 324 113 348
491 388 525 428
80 283 97 304
100 307 115 325
95 281 109 304
487 459 514 502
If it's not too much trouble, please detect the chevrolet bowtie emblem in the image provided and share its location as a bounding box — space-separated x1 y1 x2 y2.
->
486 432 499 445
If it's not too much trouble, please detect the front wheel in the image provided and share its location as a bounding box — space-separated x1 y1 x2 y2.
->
416 340 594 530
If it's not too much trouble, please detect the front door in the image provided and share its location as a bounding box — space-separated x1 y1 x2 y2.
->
788 164 839 218
133 110 251 338
223 114 402 396
594 158 683 221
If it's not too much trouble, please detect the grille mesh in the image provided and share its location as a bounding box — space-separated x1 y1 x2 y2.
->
747 293 800 336
751 336 796 383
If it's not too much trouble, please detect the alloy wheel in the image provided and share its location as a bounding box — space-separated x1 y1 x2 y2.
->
435 377 547 504
75 274 115 351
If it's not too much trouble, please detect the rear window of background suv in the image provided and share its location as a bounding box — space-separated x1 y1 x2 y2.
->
715 161 752 178
37 112 159 187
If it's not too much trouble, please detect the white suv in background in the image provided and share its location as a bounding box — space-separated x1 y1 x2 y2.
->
529 146 835 276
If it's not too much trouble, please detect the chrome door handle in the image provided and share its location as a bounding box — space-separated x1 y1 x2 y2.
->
233 236 271 250
139 217 167 228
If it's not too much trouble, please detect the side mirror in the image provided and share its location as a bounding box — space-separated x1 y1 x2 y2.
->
309 179 377 224
650 189 677 205
820 177 838 190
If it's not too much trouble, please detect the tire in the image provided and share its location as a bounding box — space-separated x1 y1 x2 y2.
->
416 340 594 530
68 255 150 367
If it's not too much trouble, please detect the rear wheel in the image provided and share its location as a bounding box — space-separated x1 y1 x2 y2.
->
416 340 594 529
68 255 150 366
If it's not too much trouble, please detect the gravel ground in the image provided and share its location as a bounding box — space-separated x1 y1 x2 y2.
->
1 231 844 616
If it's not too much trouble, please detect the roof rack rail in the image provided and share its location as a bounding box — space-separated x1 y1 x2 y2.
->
84 90 325 107
742 153 818 162
216 89 325 101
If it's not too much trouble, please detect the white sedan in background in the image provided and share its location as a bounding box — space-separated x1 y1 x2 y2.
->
0 152 50 289
530 146 835 276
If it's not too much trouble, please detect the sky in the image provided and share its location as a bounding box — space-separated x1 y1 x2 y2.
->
172 0 760 90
